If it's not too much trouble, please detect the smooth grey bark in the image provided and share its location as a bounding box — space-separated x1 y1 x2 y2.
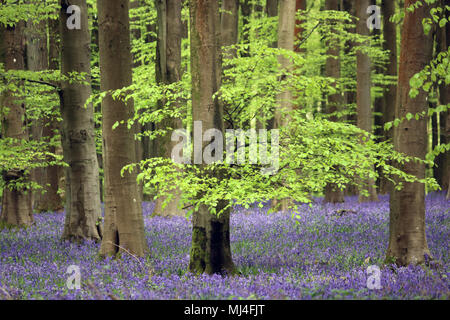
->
153 0 185 217
271 0 296 212
60 0 102 241
188 0 235 275
355 0 378 202
386 0 434 266
98 0 147 257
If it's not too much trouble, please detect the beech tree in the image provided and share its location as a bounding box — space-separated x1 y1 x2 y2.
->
0 21 34 227
188 0 235 275
38 15 64 213
153 0 185 217
98 0 148 257
271 0 296 212
26 18 47 210
386 0 434 266
355 0 378 202
323 0 344 203
377 0 398 194
60 0 102 241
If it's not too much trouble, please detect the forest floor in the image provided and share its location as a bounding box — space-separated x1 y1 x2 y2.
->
0 193 448 300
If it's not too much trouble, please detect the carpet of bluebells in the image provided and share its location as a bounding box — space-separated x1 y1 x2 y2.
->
0 193 448 300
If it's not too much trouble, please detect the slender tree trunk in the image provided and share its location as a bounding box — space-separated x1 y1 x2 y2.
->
355 0 378 202
0 21 34 227
434 15 449 192
60 0 102 241
188 0 235 275
27 17 63 213
221 0 240 130
294 0 306 53
271 0 296 212
130 0 144 204
221 0 239 60
323 0 344 203
240 0 252 57
153 0 185 217
40 16 65 213
377 0 398 194
26 19 47 209
342 0 358 196
386 0 434 266
98 0 147 257
266 0 278 50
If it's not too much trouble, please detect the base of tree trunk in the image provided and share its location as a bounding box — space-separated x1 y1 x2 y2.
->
324 184 345 203
0 188 33 228
188 202 236 276
153 191 185 217
270 198 292 212
358 178 379 202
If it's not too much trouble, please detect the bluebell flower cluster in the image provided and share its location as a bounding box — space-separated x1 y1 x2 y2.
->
0 193 448 299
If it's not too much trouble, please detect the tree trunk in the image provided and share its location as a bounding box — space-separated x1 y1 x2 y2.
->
98 0 148 257
221 0 240 130
342 0 358 196
26 19 47 210
188 0 235 275
266 0 278 50
355 0 378 202
386 0 434 266
377 0 398 195
27 17 63 213
153 0 185 217
323 0 344 203
39 16 65 213
271 0 296 212
434 15 449 192
221 0 239 60
0 21 34 227
60 0 102 241
240 0 252 57
294 0 306 53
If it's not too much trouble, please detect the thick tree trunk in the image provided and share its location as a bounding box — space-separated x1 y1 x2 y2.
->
323 0 344 203
188 0 235 275
386 0 434 266
271 0 296 212
60 0 102 241
98 0 147 257
153 0 185 217
355 0 378 202
0 21 34 227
